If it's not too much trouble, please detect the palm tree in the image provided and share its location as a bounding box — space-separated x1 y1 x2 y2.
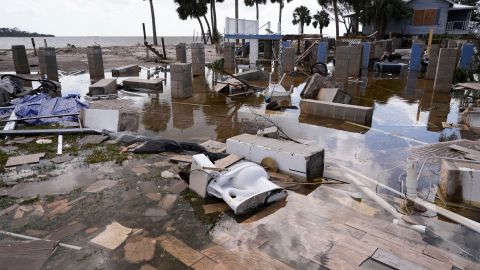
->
270 0 295 32
209 0 224 44
174 0 209 44
144 0 158 45
312 10 330 35
318 0 340 38
358 0 412 37
292 6 312 35
244 0 267 21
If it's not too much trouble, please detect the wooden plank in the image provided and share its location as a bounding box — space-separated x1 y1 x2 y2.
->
202 203 231 214
161 153 193 163
422 245 479 270
372 248 428 270
202 245 294 270
449 144 480 156
191 256 219 270
157 234 204 266
214 154 243 169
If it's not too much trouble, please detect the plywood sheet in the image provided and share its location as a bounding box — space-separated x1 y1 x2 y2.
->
203 203 231 214
214 154 243 169
157 234 204 266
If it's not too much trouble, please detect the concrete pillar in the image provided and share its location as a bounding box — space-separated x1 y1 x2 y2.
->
223 42 235 72
426 44 441 80
334 46 350 80
249 39 259 69
264 40 272 59
175 43 187 63
459 43 474 70
392 38 402 50
38 47 58 82
349 45 363 77
448 40 457 48
434 48 458 92
282 47 296 73
190 43 205 76
11 45 30 75
386 39 393 53
409 43 424 72
374 41 383 59
317 42 328 64
170 63 193 99
87 46 105 83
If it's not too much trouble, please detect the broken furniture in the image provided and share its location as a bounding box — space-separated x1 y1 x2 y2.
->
189 154 287 214
226 133 324 181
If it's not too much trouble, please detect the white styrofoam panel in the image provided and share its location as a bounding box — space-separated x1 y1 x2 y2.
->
82 109 119 132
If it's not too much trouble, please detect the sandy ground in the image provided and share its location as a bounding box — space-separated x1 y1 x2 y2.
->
0 44 223 73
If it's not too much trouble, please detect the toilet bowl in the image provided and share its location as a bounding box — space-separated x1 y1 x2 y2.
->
207 161 287 214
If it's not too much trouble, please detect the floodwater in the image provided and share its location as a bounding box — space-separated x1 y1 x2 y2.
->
2 66 480 268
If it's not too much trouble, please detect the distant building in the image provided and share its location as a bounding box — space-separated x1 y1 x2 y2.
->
362 0 476 36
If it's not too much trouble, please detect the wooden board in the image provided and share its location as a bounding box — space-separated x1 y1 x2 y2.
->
191 256 220 270
449 144 480 155
202 203 231 214
422 245 479 270
372 248 427 270
157 234 204 267
161 153 193 163
202 245 294 270
214 154 243 169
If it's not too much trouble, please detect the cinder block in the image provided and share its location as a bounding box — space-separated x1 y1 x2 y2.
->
300 99 373 125
87 46 105 82
175 43 187 63
282 47 296 73
223 42 236 72
38 47 58 81
11 45 30 74
170 63 192 99
434 48 458 92
226 134 325 181
191 43 205 76
112 64 140 77
123 78 164 91
89 78 117 96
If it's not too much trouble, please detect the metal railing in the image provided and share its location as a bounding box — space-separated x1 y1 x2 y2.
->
446 21 470 32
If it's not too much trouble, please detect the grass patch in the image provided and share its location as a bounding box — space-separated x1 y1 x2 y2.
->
0 151 9 173
13 134 81 159
0 196 16 210
20 196 40 205
85 144 127 164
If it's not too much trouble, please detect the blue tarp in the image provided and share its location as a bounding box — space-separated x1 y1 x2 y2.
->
0 93 89 125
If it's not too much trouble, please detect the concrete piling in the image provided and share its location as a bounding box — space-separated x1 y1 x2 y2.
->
361 42 371 70
11 45 30 75
264 40 272 59
170 63 193 99
282 47 296 73
409 43 424 72
317 42 328 64
223 42 236 72
434 48 458 92
459 43 474 70
38 47 58 82
87 46 105 82
334 45 362 79
175 43 187 63
426 44 441 80
190 43 205 76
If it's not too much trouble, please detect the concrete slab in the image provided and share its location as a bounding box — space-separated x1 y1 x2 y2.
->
112 64 140 77
89 78 117 96
300 99 373 125
226 134 324 180
123 78 164 91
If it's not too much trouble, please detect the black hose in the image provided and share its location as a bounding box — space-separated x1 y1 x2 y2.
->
1 74 58 93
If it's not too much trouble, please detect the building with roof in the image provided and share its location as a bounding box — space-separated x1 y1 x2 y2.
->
362 0 476 36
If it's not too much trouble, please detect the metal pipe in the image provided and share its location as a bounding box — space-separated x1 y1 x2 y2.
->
0 113 79 123
337 164 480 234
0 128 101 136
0 230 82 250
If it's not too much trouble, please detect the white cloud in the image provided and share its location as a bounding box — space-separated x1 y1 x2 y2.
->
1 0 342 37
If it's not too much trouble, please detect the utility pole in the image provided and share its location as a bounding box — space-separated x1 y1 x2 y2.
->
235 0 239 44
146 0 158 46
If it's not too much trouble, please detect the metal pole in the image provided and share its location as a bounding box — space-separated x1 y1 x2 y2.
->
0 113 80 123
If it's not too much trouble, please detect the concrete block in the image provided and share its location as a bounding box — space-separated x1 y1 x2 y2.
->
316 88 351 104
264 40 272 59
448 40 457 48
89 78 117 96
426 44 441 80
348 45 363 77
223 42 236 72
191 43 205 76
440 159 480 207
170 63 192 99
282 47 296 73
175 43 187 63
11 45 30 74
112 64 140 77
226 134 324 180
38 47 58 82
301 73 340 99
123 78 164 91
87 46 105 82
300 99 373 125
434 48 458 92
386 39 393 53
233 70 269 81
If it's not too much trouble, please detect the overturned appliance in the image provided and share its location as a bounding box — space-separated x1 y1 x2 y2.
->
189 154 287 214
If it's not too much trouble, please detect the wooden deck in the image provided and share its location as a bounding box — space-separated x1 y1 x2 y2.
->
159 186 480 269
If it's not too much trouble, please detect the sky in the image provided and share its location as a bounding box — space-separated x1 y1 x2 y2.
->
1 0 343 37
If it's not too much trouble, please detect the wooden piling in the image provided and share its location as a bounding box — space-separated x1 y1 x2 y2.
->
31 38 37 56
161 37 166 60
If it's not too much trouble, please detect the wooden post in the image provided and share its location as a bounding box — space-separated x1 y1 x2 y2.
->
31 38 37 56
142 23 147 44
427 28 433 55
43 39 47 47
161 37 166 60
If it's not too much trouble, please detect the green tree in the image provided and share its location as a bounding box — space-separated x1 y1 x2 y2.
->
358 0 412 37
292 6 312 34
244 0 267 21
312 10 330 35
174 0 209 44
209 0 224 43
270 0 295 32
318 0 340 37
